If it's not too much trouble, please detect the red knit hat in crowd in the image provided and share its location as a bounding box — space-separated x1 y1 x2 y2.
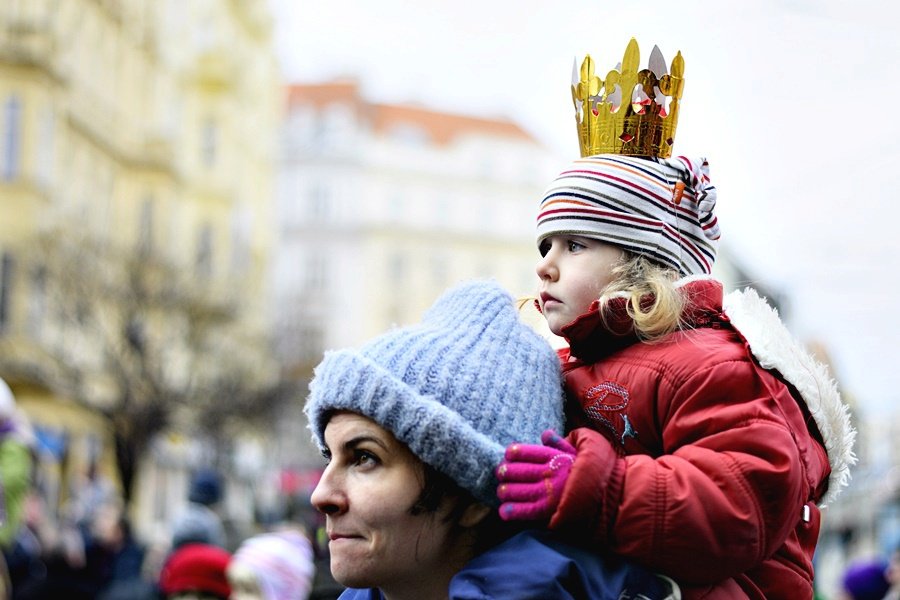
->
160 543 232 599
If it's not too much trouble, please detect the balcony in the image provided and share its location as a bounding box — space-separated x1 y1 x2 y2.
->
0 0 59 77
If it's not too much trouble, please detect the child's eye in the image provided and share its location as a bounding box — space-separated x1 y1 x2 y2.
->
321 448 332 464
538 240 551 257
567 240 586 252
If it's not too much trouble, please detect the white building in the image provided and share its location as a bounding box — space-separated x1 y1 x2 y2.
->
274 80 561 376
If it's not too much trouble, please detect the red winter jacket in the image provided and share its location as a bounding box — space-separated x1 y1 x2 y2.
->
550 278 854 599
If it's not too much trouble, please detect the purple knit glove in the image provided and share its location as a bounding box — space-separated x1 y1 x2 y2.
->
496 430 576 522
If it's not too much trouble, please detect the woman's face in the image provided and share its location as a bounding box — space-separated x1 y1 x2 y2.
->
310 412 464 595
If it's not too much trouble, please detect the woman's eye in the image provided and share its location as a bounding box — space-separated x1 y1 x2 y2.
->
353 450 378 468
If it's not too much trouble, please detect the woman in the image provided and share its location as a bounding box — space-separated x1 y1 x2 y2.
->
305 280 679 600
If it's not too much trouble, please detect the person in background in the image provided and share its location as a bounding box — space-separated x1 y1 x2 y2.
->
226 529 316 600
885 543 900 600
171 468 227 550
306 280 679 599
838 558 891 600
159 542 232 600
0 377 36 596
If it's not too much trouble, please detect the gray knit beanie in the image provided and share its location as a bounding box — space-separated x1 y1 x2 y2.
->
305 280 564 506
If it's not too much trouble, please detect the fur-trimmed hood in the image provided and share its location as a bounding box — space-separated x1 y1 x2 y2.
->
722 286 857 505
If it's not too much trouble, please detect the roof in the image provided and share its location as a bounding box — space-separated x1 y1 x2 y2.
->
285 81 536 145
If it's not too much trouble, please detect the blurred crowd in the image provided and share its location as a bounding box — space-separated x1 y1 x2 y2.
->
0 377 335 600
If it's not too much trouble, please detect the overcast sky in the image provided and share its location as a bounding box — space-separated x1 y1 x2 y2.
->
269 0 900 420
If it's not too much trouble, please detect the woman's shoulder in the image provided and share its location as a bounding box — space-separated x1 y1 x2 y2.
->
338 588 383 600
450 530 675 599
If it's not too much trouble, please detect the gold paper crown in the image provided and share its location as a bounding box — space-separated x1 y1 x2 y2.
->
572 38 684 158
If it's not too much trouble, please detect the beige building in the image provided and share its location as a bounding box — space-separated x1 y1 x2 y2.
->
274 80 562 380
0 0 280 536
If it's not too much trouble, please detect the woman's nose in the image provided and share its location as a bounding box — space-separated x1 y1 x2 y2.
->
310 466 346 515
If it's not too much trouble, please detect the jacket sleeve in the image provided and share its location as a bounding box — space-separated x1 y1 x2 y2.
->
549 360 810 585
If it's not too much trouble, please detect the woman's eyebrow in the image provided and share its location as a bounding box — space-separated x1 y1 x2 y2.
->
343 434 390 452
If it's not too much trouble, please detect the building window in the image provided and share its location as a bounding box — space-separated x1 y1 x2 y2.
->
434 195 451 227
297 323 324 367
196 224 213 277
388 193 405 223
231 204 251 272
430 254 448 289
28 266 46 335
389 124 429 146
0 253 15 332
37 107 55 187
201 118 217 167
2 95 22 180
139 195 155 255
308 182 331 221
389 252 406 282
304 255 326 291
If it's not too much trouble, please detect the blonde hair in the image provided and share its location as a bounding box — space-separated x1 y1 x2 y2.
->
599 252 684 342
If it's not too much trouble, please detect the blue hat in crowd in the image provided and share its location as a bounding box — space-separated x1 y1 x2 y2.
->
189 468 223 506
842 559 890 600
305 279 565 506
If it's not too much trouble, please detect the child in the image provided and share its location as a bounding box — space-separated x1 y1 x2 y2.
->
495 39 856 599
226 530 316 600
159 543 232 600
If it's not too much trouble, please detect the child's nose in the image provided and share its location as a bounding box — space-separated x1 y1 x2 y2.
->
536 253 558 281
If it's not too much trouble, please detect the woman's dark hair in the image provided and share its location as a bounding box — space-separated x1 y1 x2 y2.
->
410 462 521 554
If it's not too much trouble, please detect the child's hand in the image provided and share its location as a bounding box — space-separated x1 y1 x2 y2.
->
496 430 576 522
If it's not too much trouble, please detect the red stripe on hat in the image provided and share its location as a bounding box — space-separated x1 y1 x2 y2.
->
538 206 662 228
658 221 713 272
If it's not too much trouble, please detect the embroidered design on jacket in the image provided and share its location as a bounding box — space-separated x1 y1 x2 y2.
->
582 381 637 446
620 413 639 445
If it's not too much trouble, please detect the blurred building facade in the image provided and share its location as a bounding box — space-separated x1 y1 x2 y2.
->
274 80 560 370
0 0 281 541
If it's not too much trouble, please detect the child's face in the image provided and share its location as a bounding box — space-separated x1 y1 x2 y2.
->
536 235 623 336
226 562 262 600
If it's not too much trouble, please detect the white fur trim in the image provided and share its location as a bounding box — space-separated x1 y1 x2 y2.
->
723 287 857 506
675 274 717 288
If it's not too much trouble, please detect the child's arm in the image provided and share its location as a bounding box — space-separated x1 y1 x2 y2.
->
543 360 822 585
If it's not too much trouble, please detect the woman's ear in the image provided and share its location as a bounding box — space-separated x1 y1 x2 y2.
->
458 502 491 528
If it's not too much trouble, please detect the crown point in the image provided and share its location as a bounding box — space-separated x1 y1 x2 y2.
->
672 51 685 78
649 45 667 78
622 38 641 73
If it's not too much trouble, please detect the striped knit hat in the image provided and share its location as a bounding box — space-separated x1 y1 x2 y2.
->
305 280 564 506
229 531 315 600
537 154 720 276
